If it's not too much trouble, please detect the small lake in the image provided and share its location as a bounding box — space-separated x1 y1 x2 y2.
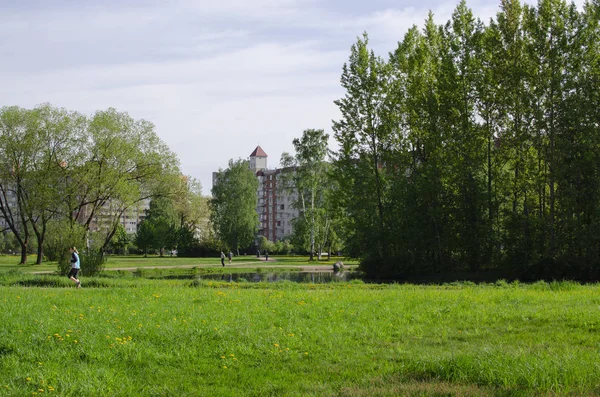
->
197 271 359 283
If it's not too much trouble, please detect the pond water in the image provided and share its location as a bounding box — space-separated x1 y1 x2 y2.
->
196 271 359 283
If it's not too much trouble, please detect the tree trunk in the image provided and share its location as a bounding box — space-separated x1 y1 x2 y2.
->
19 240 27 265
36 243 43 265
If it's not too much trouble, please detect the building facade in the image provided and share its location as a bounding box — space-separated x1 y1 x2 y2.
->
211 146 299 243
250 146 298 242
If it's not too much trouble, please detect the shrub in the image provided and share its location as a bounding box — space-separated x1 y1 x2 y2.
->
57 249 106 277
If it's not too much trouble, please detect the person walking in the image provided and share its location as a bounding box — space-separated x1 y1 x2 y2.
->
220 251 226 267
228 251 233 264
68 247 81 288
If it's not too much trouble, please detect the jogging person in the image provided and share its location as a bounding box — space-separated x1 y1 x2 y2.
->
68 246 81 288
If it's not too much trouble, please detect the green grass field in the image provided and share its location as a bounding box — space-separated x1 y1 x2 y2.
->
0 254 358 275
1 271 599 396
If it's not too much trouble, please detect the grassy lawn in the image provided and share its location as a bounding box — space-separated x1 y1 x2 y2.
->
0 275 599 396
0 254 358 275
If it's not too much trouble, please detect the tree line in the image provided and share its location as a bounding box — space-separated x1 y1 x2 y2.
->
0 104 201 265
332 0 600 280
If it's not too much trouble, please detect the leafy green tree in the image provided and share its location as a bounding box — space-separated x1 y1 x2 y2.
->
389 17 448 272
280 129 331 260
332 0 600 279
332 33 397 269
439 1 490 271
211 159 259 254
109 223 130 254
135 220 155 257
0 106 35 264
22 104 83 264
62 108 181 252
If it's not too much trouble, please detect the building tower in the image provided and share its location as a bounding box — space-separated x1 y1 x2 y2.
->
249 145 268 172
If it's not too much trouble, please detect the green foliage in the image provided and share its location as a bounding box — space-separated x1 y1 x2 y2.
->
0 233 20 254
79 250 107 276
334 1 600 280
57 249 106 276
44 220 86 261
176 232 222 258
0 104 183 264
257 236 274 254
135 220 155 257
108 223 130 254
280 129 340 260
211 159 259 251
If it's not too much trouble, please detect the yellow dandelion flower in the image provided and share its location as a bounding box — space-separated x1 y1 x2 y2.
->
229 354 234 357
74 340 78 344
274 343 279 347
223 366 227 369
26 377 32 381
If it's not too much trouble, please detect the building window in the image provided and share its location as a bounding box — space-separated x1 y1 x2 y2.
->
277 221 281 226
280 204 284 210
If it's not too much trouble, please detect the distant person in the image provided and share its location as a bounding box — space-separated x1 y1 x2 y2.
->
220 251 225 267
68 246 81 288
228 251 233 264
256 250 260 258
265 252 269 261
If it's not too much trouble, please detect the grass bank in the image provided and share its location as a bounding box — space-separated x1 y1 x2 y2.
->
1 276 599 396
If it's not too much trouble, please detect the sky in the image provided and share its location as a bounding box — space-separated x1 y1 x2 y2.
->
0 0 583 195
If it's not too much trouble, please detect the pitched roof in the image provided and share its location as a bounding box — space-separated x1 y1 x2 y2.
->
250 145 268 157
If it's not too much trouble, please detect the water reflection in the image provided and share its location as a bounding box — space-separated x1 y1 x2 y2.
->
198 271 357 283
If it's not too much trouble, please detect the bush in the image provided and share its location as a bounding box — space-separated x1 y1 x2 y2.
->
57 249 107 277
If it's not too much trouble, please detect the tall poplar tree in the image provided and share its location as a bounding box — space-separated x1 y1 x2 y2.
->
333 33 397 271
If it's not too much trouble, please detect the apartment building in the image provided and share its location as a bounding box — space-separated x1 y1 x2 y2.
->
88 198 150 234
211 146 299 242
249 146 298 242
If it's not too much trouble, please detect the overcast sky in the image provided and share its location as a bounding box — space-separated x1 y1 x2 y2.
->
0 0 583 194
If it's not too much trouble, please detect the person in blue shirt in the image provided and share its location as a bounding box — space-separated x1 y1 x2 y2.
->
68 246 81 288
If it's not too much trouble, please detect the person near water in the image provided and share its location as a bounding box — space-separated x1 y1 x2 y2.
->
228 251 233 264
68 246 81 288
220 251 226 267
